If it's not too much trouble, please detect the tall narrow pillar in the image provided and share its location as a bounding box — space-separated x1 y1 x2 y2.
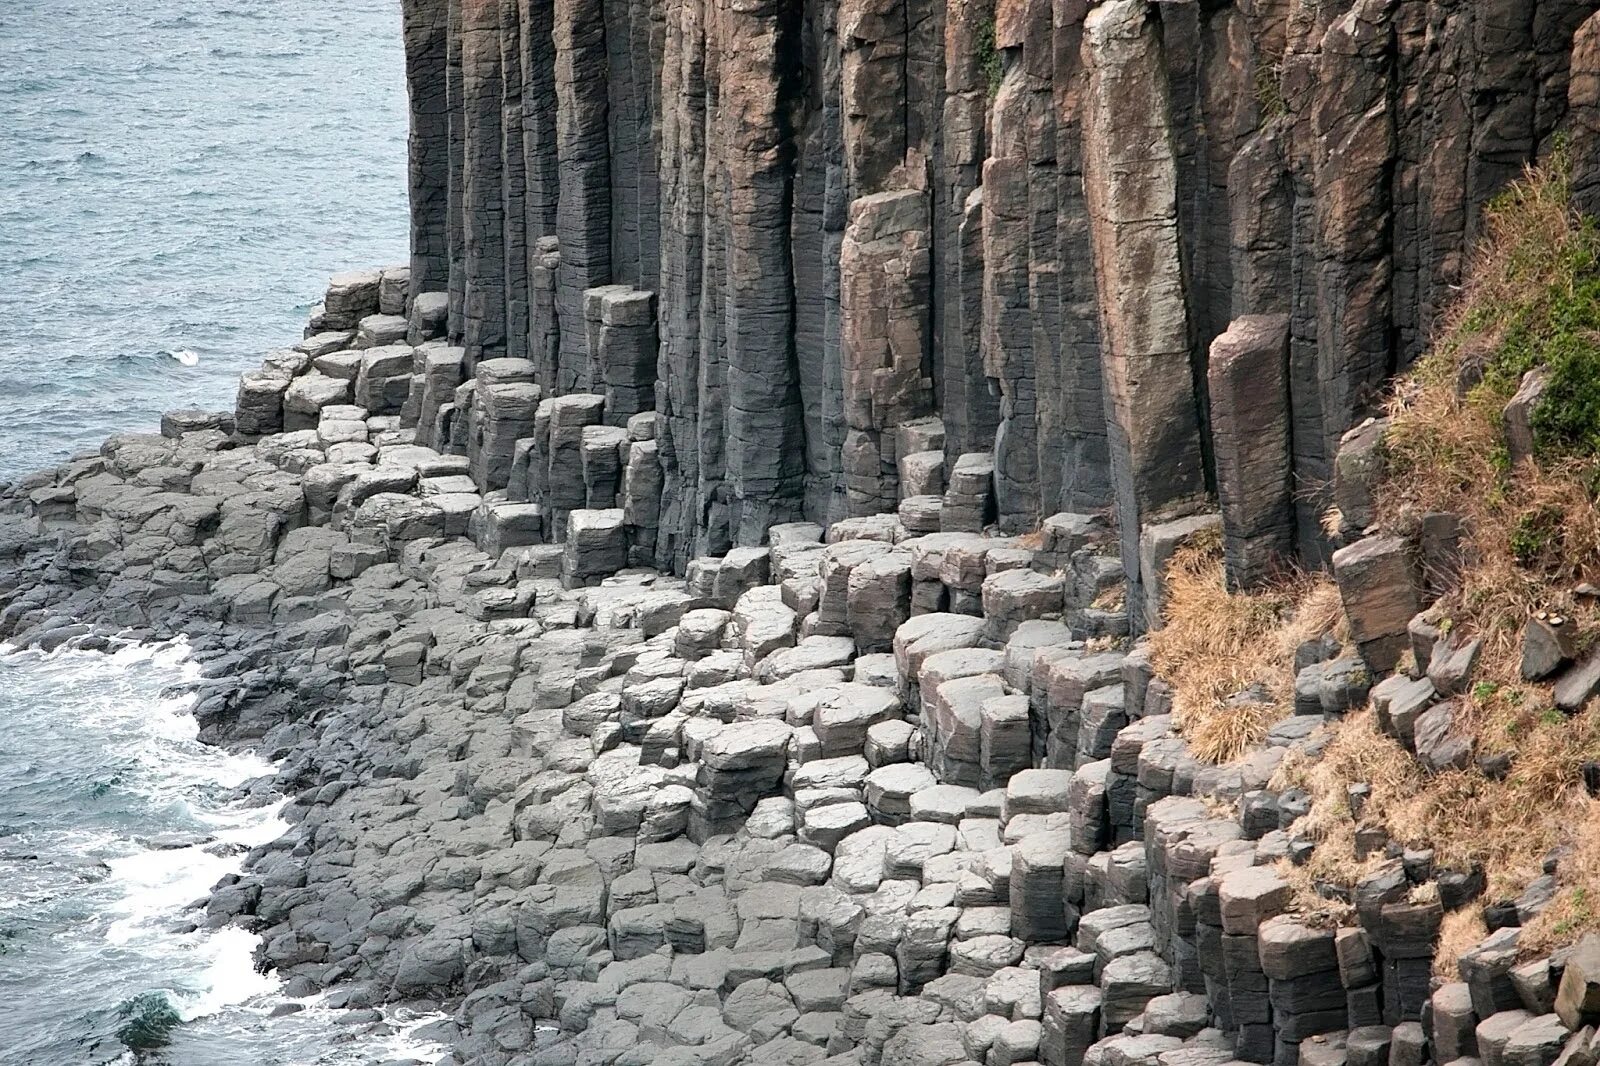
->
461 0 508 366
1082 0 1208 631
553 0 613 390
402 0 450 302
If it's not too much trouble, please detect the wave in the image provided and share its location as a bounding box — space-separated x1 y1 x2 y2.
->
0 640 451 1063
163 348 200 367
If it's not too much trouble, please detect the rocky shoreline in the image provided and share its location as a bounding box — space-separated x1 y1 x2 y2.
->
2 269 1598 1066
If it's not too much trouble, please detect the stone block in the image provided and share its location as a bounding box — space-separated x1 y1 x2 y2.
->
1209 314 1294 589
1138 513 1221 631
1332 534 1421 673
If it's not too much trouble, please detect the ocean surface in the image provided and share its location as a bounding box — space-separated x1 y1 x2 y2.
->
0 0 411 480
0 644 445 1065
0 1 432 1061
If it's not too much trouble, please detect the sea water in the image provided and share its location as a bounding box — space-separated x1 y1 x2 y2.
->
0 0 410 479
0 1 440 1060
0 643 445 1064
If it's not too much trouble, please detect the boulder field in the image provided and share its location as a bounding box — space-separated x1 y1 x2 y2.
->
6 271 1600 1066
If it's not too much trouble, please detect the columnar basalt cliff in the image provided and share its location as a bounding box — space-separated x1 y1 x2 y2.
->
14 4 1600 1066
394 0 1600 629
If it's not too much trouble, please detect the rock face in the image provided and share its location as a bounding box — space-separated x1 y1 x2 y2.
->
392 0 1600 633
9 251 1600 1065
16 2 1600 1061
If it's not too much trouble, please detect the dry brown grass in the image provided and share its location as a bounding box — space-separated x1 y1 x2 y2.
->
1522 803 1600 953
1274 704 1600 925
1267 156 1600 951
1150 529 1344 763
1436 907 1491 978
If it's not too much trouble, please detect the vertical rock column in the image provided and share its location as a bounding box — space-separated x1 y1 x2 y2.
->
720 0 807 544
1571 11 1600 220
402 0 450 302
468 358 542 492
840 0 908 196
553 0 613 391
940 0 1000 461
1279 0 1336 566
654 0 709 570
446 0 466 338
982 41 1038 532
1313 0 1397 486
597 289 659 427
529 238 561 390
1081 0 1207 633
519 0 560 379
1227 122 1293 319
791 0 842 524
460 0 508 367
1023 0 1062 524
604 0 662 289
1051 0 1111 515
623 415 663 567
817 0 850 526
839 190 935 517
417 346 467 451
1208 314 1293 590
499 0 529 363
694 23 732 560
545 394 609 539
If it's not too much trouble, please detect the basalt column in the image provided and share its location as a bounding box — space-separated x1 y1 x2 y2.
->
655 0 710 569
460 0 508 366
840 0 908 197
1279 0 1339 565
553 0 613 391
1575 11 1600 219
695 8 733 559
1052 0 1111 514
518 0 560 377
1082 0 1207 632
446 0 466 337
605 0 660 288
982 54 1038 533
818 0 850 525
402 0 450 302
840 190 935 516
791 0 845 523
720 0 807 544
1161 1 1255 481
1312 0 1396 489
499 0 528 363
940 0 1000 461
1023 0 1061 527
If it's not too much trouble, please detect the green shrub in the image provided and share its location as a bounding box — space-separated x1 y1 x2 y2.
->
1459 146 1600 459
974 14 1001 99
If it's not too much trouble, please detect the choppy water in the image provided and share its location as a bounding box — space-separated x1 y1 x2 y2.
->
0 0 433 1060
0 0 410 479
0 643 445 1065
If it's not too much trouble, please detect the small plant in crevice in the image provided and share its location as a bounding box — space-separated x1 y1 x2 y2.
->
973 13 1001 100
1254 58 1287 120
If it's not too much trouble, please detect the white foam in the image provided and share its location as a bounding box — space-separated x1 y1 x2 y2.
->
179 926 282 1021
1 639 443 1059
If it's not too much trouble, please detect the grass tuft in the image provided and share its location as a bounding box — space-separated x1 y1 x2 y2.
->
1151 529 1343 764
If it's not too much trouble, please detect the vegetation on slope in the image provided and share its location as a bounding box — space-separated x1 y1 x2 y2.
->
1158 149 1600 969
1150 532 1342 764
